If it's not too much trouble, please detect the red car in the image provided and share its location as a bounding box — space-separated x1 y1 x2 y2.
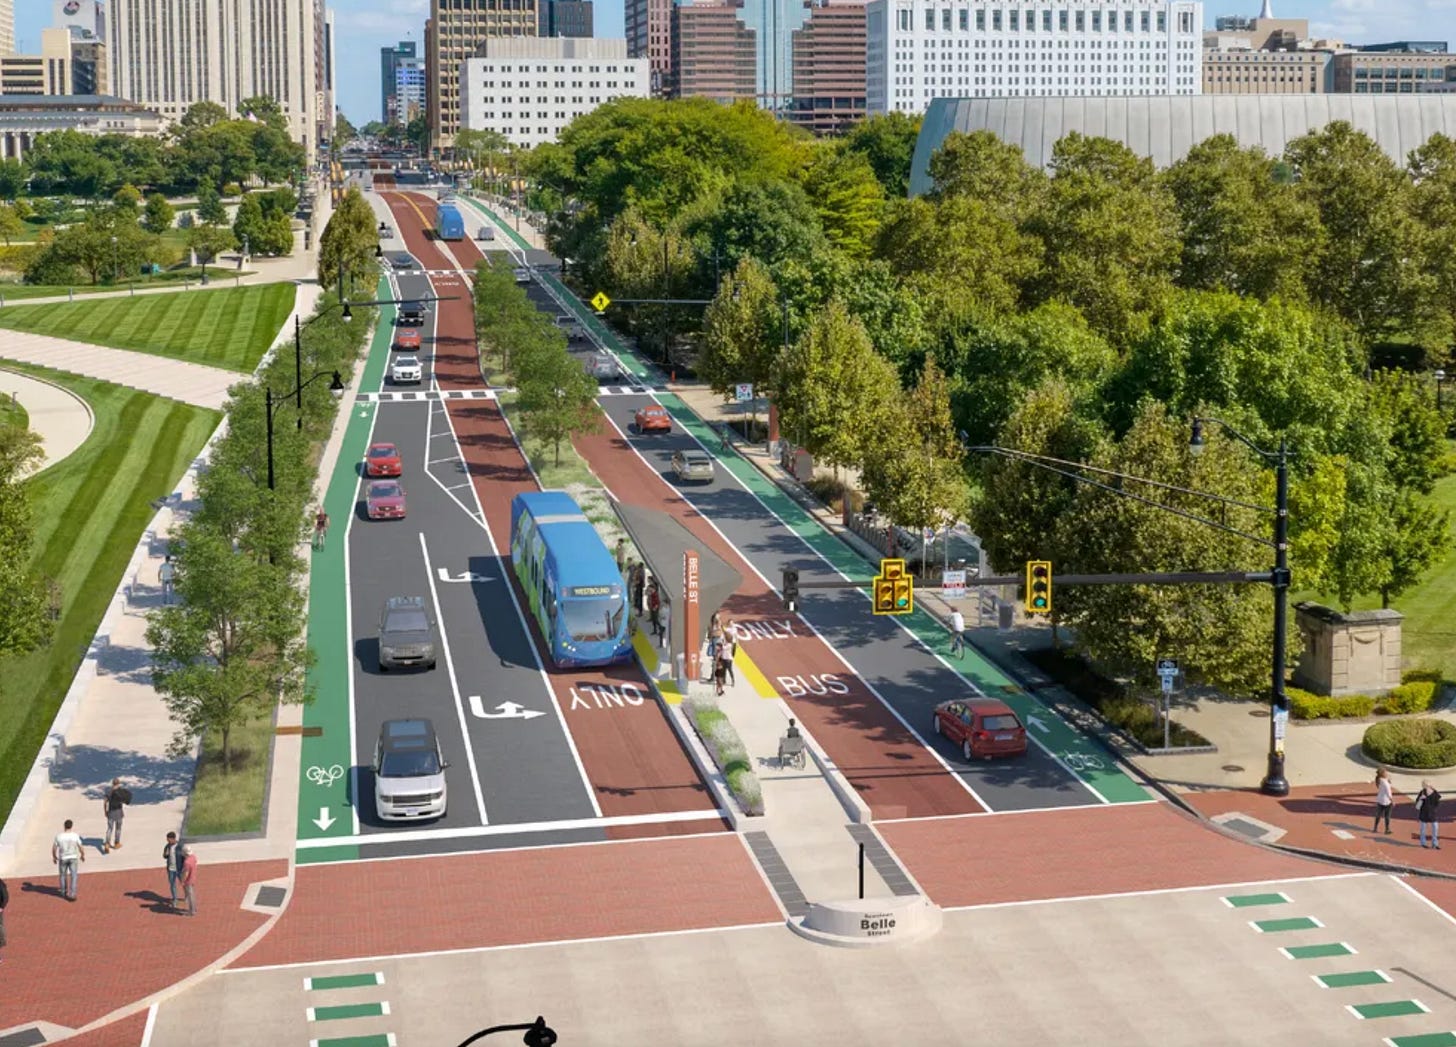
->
393 329 422 352
365 480 407 520
365 442 402 477
634 404 671 434
932 699 1028 760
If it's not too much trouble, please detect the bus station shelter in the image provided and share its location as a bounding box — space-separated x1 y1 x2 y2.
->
612 500 743 683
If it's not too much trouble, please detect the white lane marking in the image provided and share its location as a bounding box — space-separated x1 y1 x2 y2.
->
875 799 1159 824
223 918 782 975
293 825 730 869
294 806 723 849
1389 874 1456 931
420 265 602 818
422 400 482 525
139 1003 159 1047
419 531 490 826
940 871 1375 914
595 408 994 814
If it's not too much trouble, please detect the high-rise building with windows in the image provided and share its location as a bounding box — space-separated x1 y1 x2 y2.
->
625 0 673 95
394 57 426 125
381 40 416 124
737 0 810 108
866 0 1204 116
790 0 866 134
53 0 106 42
0 0 13 56
671 1 757 104
108 0 328 155
539 0 594 39
428 0 538 153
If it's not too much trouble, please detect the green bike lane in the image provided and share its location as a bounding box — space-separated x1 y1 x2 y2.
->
296 280 397 862
459 195 1144 806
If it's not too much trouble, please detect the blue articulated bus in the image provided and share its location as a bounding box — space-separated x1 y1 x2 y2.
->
436 202 466 241
510 491 631 668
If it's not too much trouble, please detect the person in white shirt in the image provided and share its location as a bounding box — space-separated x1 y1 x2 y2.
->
949 608 966 659
158 555 175 604
52 819 85 901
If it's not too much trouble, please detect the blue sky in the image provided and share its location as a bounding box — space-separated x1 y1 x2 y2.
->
10 1 1453 126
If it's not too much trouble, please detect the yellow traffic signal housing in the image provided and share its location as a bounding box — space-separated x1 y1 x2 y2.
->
874 558 913 615
1026 560 1053 615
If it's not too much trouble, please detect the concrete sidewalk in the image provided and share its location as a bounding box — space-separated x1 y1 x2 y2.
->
0 366 95 473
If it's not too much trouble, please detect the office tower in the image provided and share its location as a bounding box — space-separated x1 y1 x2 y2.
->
381 40 416 124
625 0 672 95
737 0 810 109
0 28 74 94
539 0 594 38
670 1 756 104
790 0 866 133
54 0 106 40
428 0 538 153
0 0 13 56
394 57 426 125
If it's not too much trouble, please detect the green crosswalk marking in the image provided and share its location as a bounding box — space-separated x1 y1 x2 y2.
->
1253 916 1322 933
1384 1033 1456 1047
1315 970 1390 989
1350 1001 1428 1020
308 1002 389 1022
1223 892 1289 908
312 1036 397 1047
1282 942 1355 959
306 973 383 991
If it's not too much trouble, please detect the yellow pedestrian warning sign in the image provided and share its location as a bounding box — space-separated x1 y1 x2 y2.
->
591 291 611 312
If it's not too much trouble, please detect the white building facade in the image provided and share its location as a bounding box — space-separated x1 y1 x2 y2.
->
866 0 1204 115
108 0 327 156
459 38 650 147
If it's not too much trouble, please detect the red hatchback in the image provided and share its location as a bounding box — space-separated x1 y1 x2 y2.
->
634 404 671 434
932 699 1028 761
393 329 422 352
365 442 402 477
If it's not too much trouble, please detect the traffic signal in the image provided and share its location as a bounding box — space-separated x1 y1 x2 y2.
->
873 558 913 615
1025 560 1052 615
782 568 800 611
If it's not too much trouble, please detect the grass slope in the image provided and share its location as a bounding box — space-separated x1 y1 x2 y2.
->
0 385 26 429
0 283 292 372
0 361 219 825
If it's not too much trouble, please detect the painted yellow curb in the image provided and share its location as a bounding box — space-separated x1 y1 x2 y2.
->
631 628 683 704
734 645 780 700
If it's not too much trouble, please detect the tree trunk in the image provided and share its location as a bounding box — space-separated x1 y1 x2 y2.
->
220 724 231 775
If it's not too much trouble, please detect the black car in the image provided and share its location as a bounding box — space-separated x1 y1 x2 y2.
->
398 300 426 325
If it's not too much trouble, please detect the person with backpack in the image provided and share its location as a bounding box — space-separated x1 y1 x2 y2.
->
101 778 131 853
163 832 186 908
1418 781 1442 850
179 842 199 916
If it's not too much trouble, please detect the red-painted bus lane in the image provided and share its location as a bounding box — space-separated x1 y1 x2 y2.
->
571 420 985 821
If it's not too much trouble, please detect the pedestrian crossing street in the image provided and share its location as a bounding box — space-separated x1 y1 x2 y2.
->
360 384 662 404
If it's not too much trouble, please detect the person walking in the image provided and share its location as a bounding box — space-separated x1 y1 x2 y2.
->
706 612 724 676
1373 768 1393 835
0 875 9 964
52 819 84 901
615 538 627 575
163 832 185 908
949 608 966 659
647 581 662 639
629 562 645 618
718 631 737 688
101 778 130 853
179 844 199 916
158 555 175 604
313 506 330 550
1417 781 1442 849
713 648 728 696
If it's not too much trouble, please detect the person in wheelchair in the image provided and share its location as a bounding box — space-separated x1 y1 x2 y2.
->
778 719 806 768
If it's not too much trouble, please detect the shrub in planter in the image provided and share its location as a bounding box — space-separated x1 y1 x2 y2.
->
1289 687 1376 720
1363 718 1456 769
1378 681 1438 716
684 697 764 815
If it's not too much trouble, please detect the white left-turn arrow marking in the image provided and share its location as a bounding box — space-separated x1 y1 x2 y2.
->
468 696 546 720
436 569 493 583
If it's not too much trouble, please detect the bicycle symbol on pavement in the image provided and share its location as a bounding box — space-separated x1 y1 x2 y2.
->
306 763 345 787
1062 752 1105 773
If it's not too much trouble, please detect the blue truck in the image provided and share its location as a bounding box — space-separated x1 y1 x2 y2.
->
435 202 465 241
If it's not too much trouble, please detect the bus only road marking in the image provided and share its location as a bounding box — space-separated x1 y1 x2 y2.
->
569 683 648 710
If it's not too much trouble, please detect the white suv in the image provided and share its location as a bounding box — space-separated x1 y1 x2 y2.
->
390 355 422 384
373 718 448 821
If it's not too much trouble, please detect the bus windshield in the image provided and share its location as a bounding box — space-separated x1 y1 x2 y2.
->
560 595 625 642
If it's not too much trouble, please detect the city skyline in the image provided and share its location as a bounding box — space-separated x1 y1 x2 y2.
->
9 0 1456 127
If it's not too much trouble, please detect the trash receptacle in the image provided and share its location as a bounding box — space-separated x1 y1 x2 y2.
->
997 601 1014 632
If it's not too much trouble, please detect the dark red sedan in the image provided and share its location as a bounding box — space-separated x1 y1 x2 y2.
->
932 699 1028 760
365 442 402 478
365 480 407 520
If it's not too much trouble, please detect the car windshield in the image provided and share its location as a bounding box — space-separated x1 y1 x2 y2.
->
385 609 429 634
379 750 440 778
368 447 396 459
370 483 401 499
559 595 625 642
982 714 1021 731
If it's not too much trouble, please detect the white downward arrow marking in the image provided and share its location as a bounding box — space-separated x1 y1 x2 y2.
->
1025 714 1049 733
312 807 336 831
468 695 546 720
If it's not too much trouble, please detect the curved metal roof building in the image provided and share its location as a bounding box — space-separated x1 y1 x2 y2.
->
908 94 1456 195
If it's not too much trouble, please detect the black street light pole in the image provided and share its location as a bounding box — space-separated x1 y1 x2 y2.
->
1190 416 1291 797
266 370 346 490
294 269 353 428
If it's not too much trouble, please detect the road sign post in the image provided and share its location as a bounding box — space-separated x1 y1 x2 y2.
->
735 382 753 403
941 569 967 600
1155 657 1179 751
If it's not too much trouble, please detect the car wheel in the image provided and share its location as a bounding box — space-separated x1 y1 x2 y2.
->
428 660 437 671
379 662 388 673
932 714 941 736
962 738 973 762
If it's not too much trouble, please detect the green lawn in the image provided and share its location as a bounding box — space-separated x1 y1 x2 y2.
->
0 387 25 429
0 361 220 825
1296 466 1456 681
0 283 292 371
0 268 259 302
185 713 274 836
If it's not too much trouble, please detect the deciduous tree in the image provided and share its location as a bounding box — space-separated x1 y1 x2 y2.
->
0 422 53 659
841 111 923 197
141 192 175 234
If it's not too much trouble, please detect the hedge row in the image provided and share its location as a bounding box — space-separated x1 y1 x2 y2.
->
1363 718 1456 769
683 697 763 816
1023 647 1212 750
1289 672 1443 720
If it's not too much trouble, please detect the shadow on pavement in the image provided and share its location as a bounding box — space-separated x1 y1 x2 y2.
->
49 744 194 804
